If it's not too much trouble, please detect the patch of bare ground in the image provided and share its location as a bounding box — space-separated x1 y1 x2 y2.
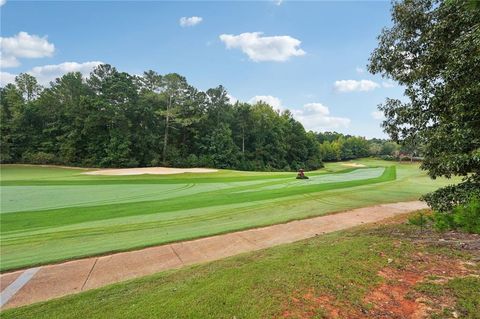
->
364 252 477 319
378 227 480 260
279 245 479 319
341 163 366 168
279 288 345 319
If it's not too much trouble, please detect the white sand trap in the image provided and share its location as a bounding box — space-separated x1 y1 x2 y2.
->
341 163 366 168
83 167 218 176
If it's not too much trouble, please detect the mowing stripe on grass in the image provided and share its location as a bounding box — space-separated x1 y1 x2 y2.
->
0 201 427 310
0 161 460 273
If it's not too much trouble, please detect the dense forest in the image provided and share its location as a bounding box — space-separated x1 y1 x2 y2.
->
1 64 402 171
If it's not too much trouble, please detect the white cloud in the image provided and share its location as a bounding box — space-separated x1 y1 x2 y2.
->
371 110 385 120
0 61 103 86
179 16 203 27
0 32 55 68
227 94 238 104
302 102 330 116
0 71 16 86
0 0 6 7
382 80 395 88
334 79 380 93
249 95 284 111
246 96 349 131
274 0 283 5
0 52 20 68
355 67 364 73
292 102 351 131
219 32 305 62
29 61 103 85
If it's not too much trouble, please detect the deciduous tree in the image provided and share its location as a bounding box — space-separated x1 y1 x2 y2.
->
369 0 480 211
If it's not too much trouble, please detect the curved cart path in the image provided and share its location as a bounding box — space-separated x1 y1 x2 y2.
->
0 200 427 310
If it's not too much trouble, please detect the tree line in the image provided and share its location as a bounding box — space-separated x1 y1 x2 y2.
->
316 132 403 162
1 65 399 171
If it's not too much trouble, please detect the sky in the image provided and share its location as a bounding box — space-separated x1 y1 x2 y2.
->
0 0 404 138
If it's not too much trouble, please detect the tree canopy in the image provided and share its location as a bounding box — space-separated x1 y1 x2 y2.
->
1 66 325 171
369 0 480 211
1 65 404 172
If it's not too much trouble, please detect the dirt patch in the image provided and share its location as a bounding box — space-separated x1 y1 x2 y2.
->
83 167 218 176
364 252 476 318
278 251 478 319
364 266 428 318
341 163 366 168
379 227 480 259
279 288 344 319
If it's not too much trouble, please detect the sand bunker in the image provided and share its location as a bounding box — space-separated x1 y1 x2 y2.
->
83 167 218 176
341 163 366 168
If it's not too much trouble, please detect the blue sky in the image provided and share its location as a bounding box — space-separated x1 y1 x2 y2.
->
0 0 403 138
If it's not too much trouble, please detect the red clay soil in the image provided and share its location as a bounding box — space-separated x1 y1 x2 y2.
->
279 252 478 319
280 288 343 319
0 201 427 310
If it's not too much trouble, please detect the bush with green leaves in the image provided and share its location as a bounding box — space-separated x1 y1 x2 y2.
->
433 197 480 234
408 211 430 231
21 152 57 165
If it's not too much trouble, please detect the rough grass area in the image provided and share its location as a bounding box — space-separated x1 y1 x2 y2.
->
0 159 458 271
2 216 479 319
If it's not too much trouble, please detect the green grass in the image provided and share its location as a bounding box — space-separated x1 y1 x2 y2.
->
0 159 459 271
416 278 480 319
4 222 478 319
1 227 412 318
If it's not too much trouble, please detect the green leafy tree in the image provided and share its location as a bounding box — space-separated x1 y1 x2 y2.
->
381 141 399 156
0 84 25 162
319 141 338 161
202 123 238 168
369 143 383 156
15 73 42 102
369 0 480 212
158 73 189 165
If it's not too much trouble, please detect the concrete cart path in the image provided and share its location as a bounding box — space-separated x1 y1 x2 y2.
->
0 200 427 310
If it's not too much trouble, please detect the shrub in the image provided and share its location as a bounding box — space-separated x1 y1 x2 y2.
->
378 155 397 161
433 197 480 234
306 158 324 170
408 211 429 231
197 155 214 168
184 154 198 168
453 197 480 234
433 212 456 232
22 152 57 165
422 176 480 213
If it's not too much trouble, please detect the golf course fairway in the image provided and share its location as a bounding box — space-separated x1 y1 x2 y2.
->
0 159 458 272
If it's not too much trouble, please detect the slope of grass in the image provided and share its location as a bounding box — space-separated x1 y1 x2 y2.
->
0 160 458 271
3 221 478 319
1 228 406 318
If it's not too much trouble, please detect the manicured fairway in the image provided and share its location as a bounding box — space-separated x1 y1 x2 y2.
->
0 160 458 271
